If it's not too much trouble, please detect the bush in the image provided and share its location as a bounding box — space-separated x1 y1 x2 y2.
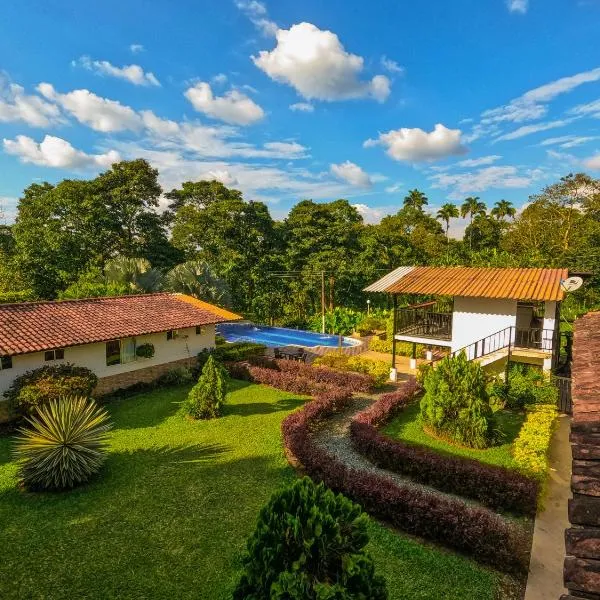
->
0 290 36 304
135 343 155 359
501 365 558 409
5 364 98 418
308 307 362 335
313 353 390 387
356 315 387 336
184 355 228 419
198 341 266 369
368 337 426 357
281 381 529 574
234 477 388 600
513 404 558 481
13 396 112 491
155 366 194 387
420 353 496 449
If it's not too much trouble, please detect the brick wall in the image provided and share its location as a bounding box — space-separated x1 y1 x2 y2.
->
93 357 197 396
563 311 600 599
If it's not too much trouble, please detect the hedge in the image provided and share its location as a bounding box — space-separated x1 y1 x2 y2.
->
281 381 529 574
513 403 558 481
350 384 538 516
313 353 390 387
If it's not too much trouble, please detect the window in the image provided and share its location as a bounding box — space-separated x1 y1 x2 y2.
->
106 340 121 366
195 326 203 335
167 330 176 341
44 349 65 361
121 338 136 364
0 356 12 370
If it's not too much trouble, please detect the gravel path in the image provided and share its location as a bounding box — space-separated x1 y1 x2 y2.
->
312 395 506 513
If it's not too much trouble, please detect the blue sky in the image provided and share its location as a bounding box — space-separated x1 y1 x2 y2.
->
1 0 600 232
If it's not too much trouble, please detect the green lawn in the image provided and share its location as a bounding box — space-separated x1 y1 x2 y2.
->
382 401 526 470
0 381 506 599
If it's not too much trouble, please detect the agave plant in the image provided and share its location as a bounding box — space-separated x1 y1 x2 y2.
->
13 396 112 491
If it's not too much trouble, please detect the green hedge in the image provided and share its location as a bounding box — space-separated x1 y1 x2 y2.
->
199 341 266 366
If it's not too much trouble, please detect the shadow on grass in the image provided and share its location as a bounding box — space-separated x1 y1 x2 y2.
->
223 397 305 416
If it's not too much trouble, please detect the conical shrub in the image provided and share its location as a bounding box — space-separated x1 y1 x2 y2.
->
183 354 228 419
13 396 112 491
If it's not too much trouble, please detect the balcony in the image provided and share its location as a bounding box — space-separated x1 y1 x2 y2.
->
396 301 452 341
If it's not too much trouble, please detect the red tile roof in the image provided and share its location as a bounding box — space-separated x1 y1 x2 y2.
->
0 293 242 356
368 266 568 301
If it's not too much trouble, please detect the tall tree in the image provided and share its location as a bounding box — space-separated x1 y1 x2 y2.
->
436 203 459 240
403 189 428 212
461 196 487 250
491 199 516 221
164 260 231 306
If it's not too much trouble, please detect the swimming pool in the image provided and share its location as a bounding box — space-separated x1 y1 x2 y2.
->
217 323 362 349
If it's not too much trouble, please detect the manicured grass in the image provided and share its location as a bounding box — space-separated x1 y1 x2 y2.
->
382 401 526 470
0 381 503 599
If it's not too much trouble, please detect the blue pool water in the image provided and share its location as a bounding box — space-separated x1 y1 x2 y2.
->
217 323 362 348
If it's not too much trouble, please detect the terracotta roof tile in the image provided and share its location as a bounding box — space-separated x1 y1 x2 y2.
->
0 293 241 356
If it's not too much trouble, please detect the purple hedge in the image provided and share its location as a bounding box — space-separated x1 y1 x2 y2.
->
281 382 529 574
350 383 538 516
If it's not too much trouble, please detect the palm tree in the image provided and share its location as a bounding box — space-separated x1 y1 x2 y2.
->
104 256 163 293
403 189 428 212
491 199 516 221
461 196 487 250
436 203 460 240
164 260 231 306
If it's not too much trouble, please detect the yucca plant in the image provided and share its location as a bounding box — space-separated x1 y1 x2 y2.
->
13 396 112 491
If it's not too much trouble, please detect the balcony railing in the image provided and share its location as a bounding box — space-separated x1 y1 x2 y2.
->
396 302 452 341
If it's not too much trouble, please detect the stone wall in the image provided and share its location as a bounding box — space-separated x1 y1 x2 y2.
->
563 311 600 599
93 357 197 396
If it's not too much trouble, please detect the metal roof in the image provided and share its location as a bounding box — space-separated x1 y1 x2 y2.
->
366 266 568 301
363 266 416 292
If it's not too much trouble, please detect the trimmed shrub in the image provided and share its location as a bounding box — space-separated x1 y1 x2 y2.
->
513 403 558 481
184 355 228 419
420 353 496 449
234 477 387 600
314 353 390 387
368 336 426 357
13 396 112 491
5 364 98 418
281 381 529 574
135 343 155 359
155 366 194 387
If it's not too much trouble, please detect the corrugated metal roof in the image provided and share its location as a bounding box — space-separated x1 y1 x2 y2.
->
363 266 415 292
372 266 568 301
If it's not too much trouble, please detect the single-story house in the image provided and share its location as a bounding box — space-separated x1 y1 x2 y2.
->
365 266 572 378
0 293 241 418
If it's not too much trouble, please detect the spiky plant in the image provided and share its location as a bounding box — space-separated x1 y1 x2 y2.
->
13 396 112 491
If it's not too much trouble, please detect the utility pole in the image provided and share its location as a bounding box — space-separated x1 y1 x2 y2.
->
321 270 326 334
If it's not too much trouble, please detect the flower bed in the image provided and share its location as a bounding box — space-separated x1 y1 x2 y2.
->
350 384 538 516
281 381 529 574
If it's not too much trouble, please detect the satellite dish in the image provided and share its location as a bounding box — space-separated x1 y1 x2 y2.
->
560 277 584 293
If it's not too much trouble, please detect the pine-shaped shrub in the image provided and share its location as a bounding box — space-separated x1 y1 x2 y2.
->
234 477 388 600
420 352 495 449
184 354 228 419
13 396 112 491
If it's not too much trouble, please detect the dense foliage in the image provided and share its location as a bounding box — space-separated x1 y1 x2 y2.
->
420 353 496 449
349 386 538 515
4 364 98 418
135 343 155 359
13 396 112 491
184 355 228 419
489 364 558 409
234 477 388 600
314 353 390 387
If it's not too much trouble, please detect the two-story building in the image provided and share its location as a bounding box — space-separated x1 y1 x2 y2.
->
365 266 569 379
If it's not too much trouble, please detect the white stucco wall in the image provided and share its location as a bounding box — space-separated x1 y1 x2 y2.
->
450 296 517 354
0 324 215 396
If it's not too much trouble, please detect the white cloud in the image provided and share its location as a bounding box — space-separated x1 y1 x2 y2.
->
130 44 144 54
184 81 264 125
456 155 502 167
365 123 467 162
540 135 599 148
584 154 600 170
37 83 143 132
430 165 542 199
74 56 160 86
352 203 392 224
204 169 239 186
494 119 570 141
381 56 404 74
211 73 228 85
3 134 120 169
384 183 402 194
235 0 278 36
330 161 372 188
0 82 62 127
290 102 314 112
569 98 600 118
253 22 391 102
507 0 528 13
